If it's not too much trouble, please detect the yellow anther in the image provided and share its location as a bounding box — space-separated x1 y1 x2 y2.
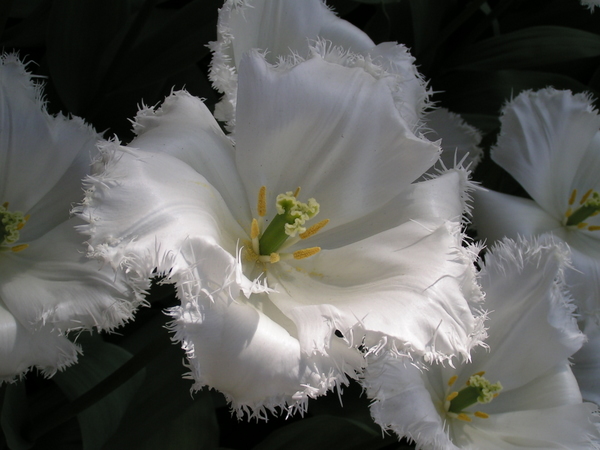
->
493 393 499 398
448 375 458 387
569 189 577 205
251 218 260 240
589 225 600 231
2 202 8 209
257 186 267 217
299 219 329 240
293 187 301 198
474 411 489 419
565 208 573 218
11 244 28 253
593 211 600 217
581 189 594 204
578 222 588 229
457 413 472 422
293 247 321 260
270 253 280 264
446 391 459 402
474 371 485 376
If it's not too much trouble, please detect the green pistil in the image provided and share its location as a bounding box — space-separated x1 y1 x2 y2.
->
258 192 319 255
567 191 600 226
0 204 27 248
448 374 502 414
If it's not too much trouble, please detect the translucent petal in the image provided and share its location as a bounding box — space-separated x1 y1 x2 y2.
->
572 319 600 406
0 54 100 241
235 51 439 230
422 108 483 177
492 88 600 216
472 189 562 243
0 219 138 332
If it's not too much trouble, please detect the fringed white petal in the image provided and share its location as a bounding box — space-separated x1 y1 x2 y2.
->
268 170 485 364
476 236 584 390
0 298 80 383
362 237 599 448
422 108 483 177
235 50 440 230
573 319 600 406
0 219 139 333
210 0 429 131
0 53 100 242
491 88 600 217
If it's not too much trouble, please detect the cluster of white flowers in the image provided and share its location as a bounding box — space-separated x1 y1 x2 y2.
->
3 0 600 448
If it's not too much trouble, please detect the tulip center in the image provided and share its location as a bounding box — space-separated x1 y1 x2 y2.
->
246 186 328 264
444 372 502 422
564 189 600 231
0 202 29 252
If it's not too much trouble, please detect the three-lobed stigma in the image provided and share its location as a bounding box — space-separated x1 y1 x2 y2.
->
0 202 29 252
445 371 502 422
248 186 326 264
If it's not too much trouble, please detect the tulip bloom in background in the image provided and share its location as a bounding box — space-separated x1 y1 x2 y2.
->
0 55 137 382
363 237 600 449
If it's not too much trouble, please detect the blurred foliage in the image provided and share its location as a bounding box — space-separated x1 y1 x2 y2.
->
1 0 599 448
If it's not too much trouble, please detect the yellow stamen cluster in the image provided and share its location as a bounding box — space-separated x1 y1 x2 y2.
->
0 202 29 253
246 186 328 265
565 189 600 230
445 371 501 422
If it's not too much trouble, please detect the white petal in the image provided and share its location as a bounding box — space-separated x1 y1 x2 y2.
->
572 319 600 406
0 54 100 241
472 188 563 243
422 108 483 176
492 88 600 216
129 91 250 226
269 219 484 362
210 0 375 124
452 404 600 449
77 142 248 286
167 242 360 416
474 237 584 390
364 356 459 450
235 50 440 229
0 298 80 382
0 219 138 332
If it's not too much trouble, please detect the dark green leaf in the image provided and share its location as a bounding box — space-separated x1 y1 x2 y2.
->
252 415 390 450
52 336 145 450
46 0 133 114
449 26 600 71
1 383 33 450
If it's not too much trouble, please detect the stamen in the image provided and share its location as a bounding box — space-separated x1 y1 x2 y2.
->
299 219 329 240
251 218 260 239
293 187 301 198
474 411 489 419
448 375 458 387
293 247 321 260
269 253 280 263
565 208 573 218
589 225 600 231
446 391 459 402
11 244 28 252
2 202 8 209
257 186 267 217
577 222 588 229
569 189 577 205
457 413 471 422
580 189 594 204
